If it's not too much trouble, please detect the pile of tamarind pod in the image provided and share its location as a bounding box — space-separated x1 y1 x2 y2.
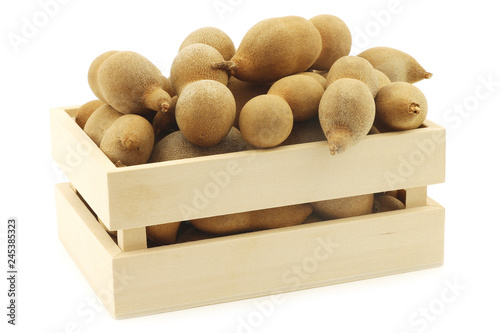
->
74 14 431 245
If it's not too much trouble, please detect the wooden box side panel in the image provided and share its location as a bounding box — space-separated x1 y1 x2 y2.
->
112 200 445 318
107 122 445 230
55 183 121 316
50 107 115 223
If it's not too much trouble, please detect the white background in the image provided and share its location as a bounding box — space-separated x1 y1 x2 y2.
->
1 0 500 332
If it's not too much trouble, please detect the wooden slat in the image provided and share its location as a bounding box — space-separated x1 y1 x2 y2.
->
106 120 445 230
51 106 445 231
50 107 115 224
55 183 121 316
405 186 428 208
117 228 147 251
111 199 445 318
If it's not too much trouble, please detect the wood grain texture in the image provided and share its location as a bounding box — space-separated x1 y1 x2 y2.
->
111 197 444 318
52 101 446 319
56 182 445 319
117 228 147 251
51 106 445 231
55 183 120 315
105 120 445 230
406 186 428 208
50 107 115 224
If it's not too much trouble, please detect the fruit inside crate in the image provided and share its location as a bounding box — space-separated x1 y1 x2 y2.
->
52 13 444 318
55 181 444 319
51 103 444 253
72 183 417 248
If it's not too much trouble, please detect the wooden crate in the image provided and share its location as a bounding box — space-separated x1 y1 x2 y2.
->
51 105 446 319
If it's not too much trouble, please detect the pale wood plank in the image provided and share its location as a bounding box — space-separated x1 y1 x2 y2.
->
111 200 445 318
55 183 121 316
50 107 115 225
51 106 445 231
107 121 446 230
117 228 147 251
98 218 118 238
61 106 80 117
405 186 428 208
57 181 445 319
53 105 446 319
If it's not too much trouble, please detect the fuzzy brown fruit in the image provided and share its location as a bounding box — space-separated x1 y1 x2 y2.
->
75 100 105 129
152 95 178 137
219 16 322 83
160 75 176 98
374 69 391 95
368 125 381 135
149 127 250 163
302 213 324 224
326 56 379 97
88 50 118 103
176 224 217 243
179 27 236 61
309 14 352 70
239 95 294 148
146 222 182 246
83 104 122 146
190 204 313 236
312 194 374 219
175 80 236 147
281 117 326 146
298 72 328 89
227 77 273 128
170 43 229 96
358 47 432 83
96 51 172 115
100 114 155 166
373 194 406 213
375 82 428 131
319 78 376 155
268 74 325 122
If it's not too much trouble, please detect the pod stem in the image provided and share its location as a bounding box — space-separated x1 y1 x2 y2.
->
212 61 237 75
326 127 354 156
143 86 171 114
122 133 139 150
153 95 178 136
408 103 421 115
424 72 433 79
115 160 127 168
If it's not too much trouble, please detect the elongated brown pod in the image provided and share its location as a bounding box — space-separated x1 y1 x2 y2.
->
358 47 432 83
326 56 379 97
312 194 374 219
375 82 428 131
95 51 172 115
373 194 405 213
146 222 182 246
149 127 250 163
83 104 122 146
309 14 352 70
88 50 118 103
170 44 230 96
179 26 236 61
191 204 313 236
175 80 236 147
319 78 375 155
100 114 155 166
215 16 322 83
